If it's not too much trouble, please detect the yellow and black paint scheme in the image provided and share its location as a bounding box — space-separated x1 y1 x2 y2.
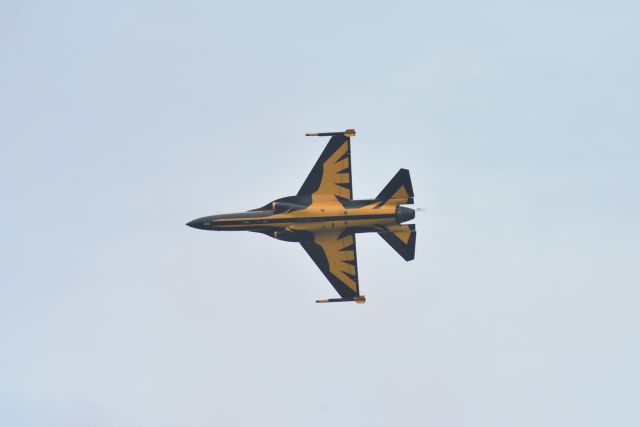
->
187 129 416 304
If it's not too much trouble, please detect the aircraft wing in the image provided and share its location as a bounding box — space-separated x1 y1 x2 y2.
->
300 232 360 300
298 133 353 200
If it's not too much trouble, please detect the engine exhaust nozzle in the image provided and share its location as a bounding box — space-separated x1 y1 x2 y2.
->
396 206 415 223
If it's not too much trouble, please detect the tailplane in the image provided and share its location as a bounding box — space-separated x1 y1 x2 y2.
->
376 169 416 261
378 224 416 261
376 168 414 207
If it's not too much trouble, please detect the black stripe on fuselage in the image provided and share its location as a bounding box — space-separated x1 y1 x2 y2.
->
213 213 395 227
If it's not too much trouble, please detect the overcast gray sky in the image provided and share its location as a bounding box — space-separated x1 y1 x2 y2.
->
1 1 639 426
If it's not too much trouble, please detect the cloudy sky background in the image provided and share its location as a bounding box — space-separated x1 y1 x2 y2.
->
1 1 639 426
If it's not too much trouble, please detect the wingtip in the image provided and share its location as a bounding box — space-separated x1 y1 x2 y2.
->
305 129 356 137
315 297 365 304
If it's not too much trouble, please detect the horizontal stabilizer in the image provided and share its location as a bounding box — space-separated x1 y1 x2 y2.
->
378 224 416 261
376 169 414 206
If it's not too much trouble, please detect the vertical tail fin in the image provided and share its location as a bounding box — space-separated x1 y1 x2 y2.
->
375 169 414 207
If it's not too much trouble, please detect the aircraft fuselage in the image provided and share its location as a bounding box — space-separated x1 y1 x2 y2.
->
187 195 415 242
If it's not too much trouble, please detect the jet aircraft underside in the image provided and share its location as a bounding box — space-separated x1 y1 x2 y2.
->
187 129 416 304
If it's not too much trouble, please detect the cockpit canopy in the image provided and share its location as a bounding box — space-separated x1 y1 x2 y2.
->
251 195 310 213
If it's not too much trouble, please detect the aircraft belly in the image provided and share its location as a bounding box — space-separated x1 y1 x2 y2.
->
288 216 397 233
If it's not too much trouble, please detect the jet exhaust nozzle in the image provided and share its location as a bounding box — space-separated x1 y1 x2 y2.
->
396 206 415 223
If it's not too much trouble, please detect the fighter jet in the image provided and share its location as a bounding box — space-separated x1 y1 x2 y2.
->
187 129 416 304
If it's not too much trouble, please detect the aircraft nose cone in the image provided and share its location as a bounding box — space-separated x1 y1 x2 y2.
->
186 218 208 229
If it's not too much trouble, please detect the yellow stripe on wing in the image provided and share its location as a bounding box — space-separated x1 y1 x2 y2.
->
314 141 352 200
313 232 358 292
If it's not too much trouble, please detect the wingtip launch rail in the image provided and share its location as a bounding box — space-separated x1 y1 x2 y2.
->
316 296 366 304
306 129 356 137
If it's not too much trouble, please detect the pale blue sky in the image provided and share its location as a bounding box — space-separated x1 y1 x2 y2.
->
1 1 639 426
